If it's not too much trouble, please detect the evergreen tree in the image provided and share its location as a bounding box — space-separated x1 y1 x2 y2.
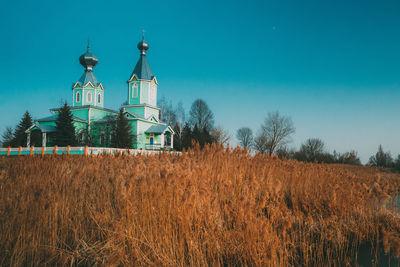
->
199 126 214 148
173 123 182 151
192 124 201 147
394 155 400 172
12 111 34 147
55 103 77 146
368 145 393 168
1 127 14 147
111 109 132 148
181 123 192 150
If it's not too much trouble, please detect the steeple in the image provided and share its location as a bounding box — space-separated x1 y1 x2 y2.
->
73 41 104 107
126 32 158 107
77 41 100 86
129 31 154 81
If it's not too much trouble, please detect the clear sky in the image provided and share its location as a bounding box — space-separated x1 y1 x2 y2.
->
0 0 399 162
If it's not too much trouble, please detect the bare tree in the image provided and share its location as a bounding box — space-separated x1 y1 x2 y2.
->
159 96 177 126
175 101 186 128
299 138 325 162
253 132 269 154
189 99 214 130
236 127 253 148
258 111 295 155
1 126 14 147
212 126 231 145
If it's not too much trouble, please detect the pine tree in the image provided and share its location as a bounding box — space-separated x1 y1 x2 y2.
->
12 111 34 147
111 109 132 148
55 103 77 146
200 126 214 148
181 123 192 150
192 124 201 147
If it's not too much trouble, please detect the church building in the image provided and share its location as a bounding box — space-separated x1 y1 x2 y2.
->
26 35 174 150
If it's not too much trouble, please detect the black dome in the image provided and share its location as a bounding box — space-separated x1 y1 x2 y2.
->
137 39 149 55
79 46 98 70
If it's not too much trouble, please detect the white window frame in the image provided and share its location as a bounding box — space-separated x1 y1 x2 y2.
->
87 92 92 103
132 83 138 98
76 91 81 103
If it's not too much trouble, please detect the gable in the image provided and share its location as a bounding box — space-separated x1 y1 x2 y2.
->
123 111 138 119
127 74 138 83
149 115 158 122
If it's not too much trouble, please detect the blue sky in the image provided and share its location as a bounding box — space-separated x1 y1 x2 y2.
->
0 0 399 162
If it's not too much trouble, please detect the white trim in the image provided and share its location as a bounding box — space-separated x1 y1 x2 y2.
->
152 76 158 85
42 133 47 147
140 81 143 103
148 82 150 104
161 134 165 147
132 82 138 98
127 74 138 83
121 103 160 110
73 82 81 88
84 81 94 88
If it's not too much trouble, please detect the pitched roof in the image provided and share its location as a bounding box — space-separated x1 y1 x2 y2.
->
76 70 100 87
26 124 56 133
145 125 169 134
37 115 88 123
130 55 154 81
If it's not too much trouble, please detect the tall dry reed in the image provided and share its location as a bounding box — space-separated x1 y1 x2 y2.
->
0 144 399 266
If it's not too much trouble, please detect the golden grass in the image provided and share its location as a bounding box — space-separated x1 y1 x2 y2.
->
0 144 399 266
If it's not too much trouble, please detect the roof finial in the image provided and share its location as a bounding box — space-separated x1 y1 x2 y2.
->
138 30 149 55
87 37 90 52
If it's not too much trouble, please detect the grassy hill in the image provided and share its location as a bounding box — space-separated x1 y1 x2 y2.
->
1 145 399 266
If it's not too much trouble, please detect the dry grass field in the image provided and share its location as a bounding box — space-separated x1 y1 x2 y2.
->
0 144 400 266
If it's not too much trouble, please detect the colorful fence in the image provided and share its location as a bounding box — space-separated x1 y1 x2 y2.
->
0 146 175 156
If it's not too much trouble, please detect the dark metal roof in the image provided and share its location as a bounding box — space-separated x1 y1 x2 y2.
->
76 70 100 87
79 43 98 70
145 125 169 134
37 115 88 123
131 54 154 80
50 105 118 113
75 42 101 87
31 124 56 133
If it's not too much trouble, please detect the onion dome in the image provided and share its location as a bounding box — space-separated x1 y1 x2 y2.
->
137 34 149 55
79 42 98 71
74 41 101 87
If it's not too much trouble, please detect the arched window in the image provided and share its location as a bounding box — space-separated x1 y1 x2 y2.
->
76 92 81 103
87 92 92 103
132 83 138 98
97 93 101 104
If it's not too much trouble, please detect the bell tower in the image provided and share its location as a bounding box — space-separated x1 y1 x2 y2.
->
126 32 158 107
72 41 104 107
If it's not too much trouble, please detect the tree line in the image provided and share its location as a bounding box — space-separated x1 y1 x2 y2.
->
2 99 399 172
236 112 400 171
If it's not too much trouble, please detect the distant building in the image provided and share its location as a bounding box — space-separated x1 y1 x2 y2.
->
26 36 174 150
